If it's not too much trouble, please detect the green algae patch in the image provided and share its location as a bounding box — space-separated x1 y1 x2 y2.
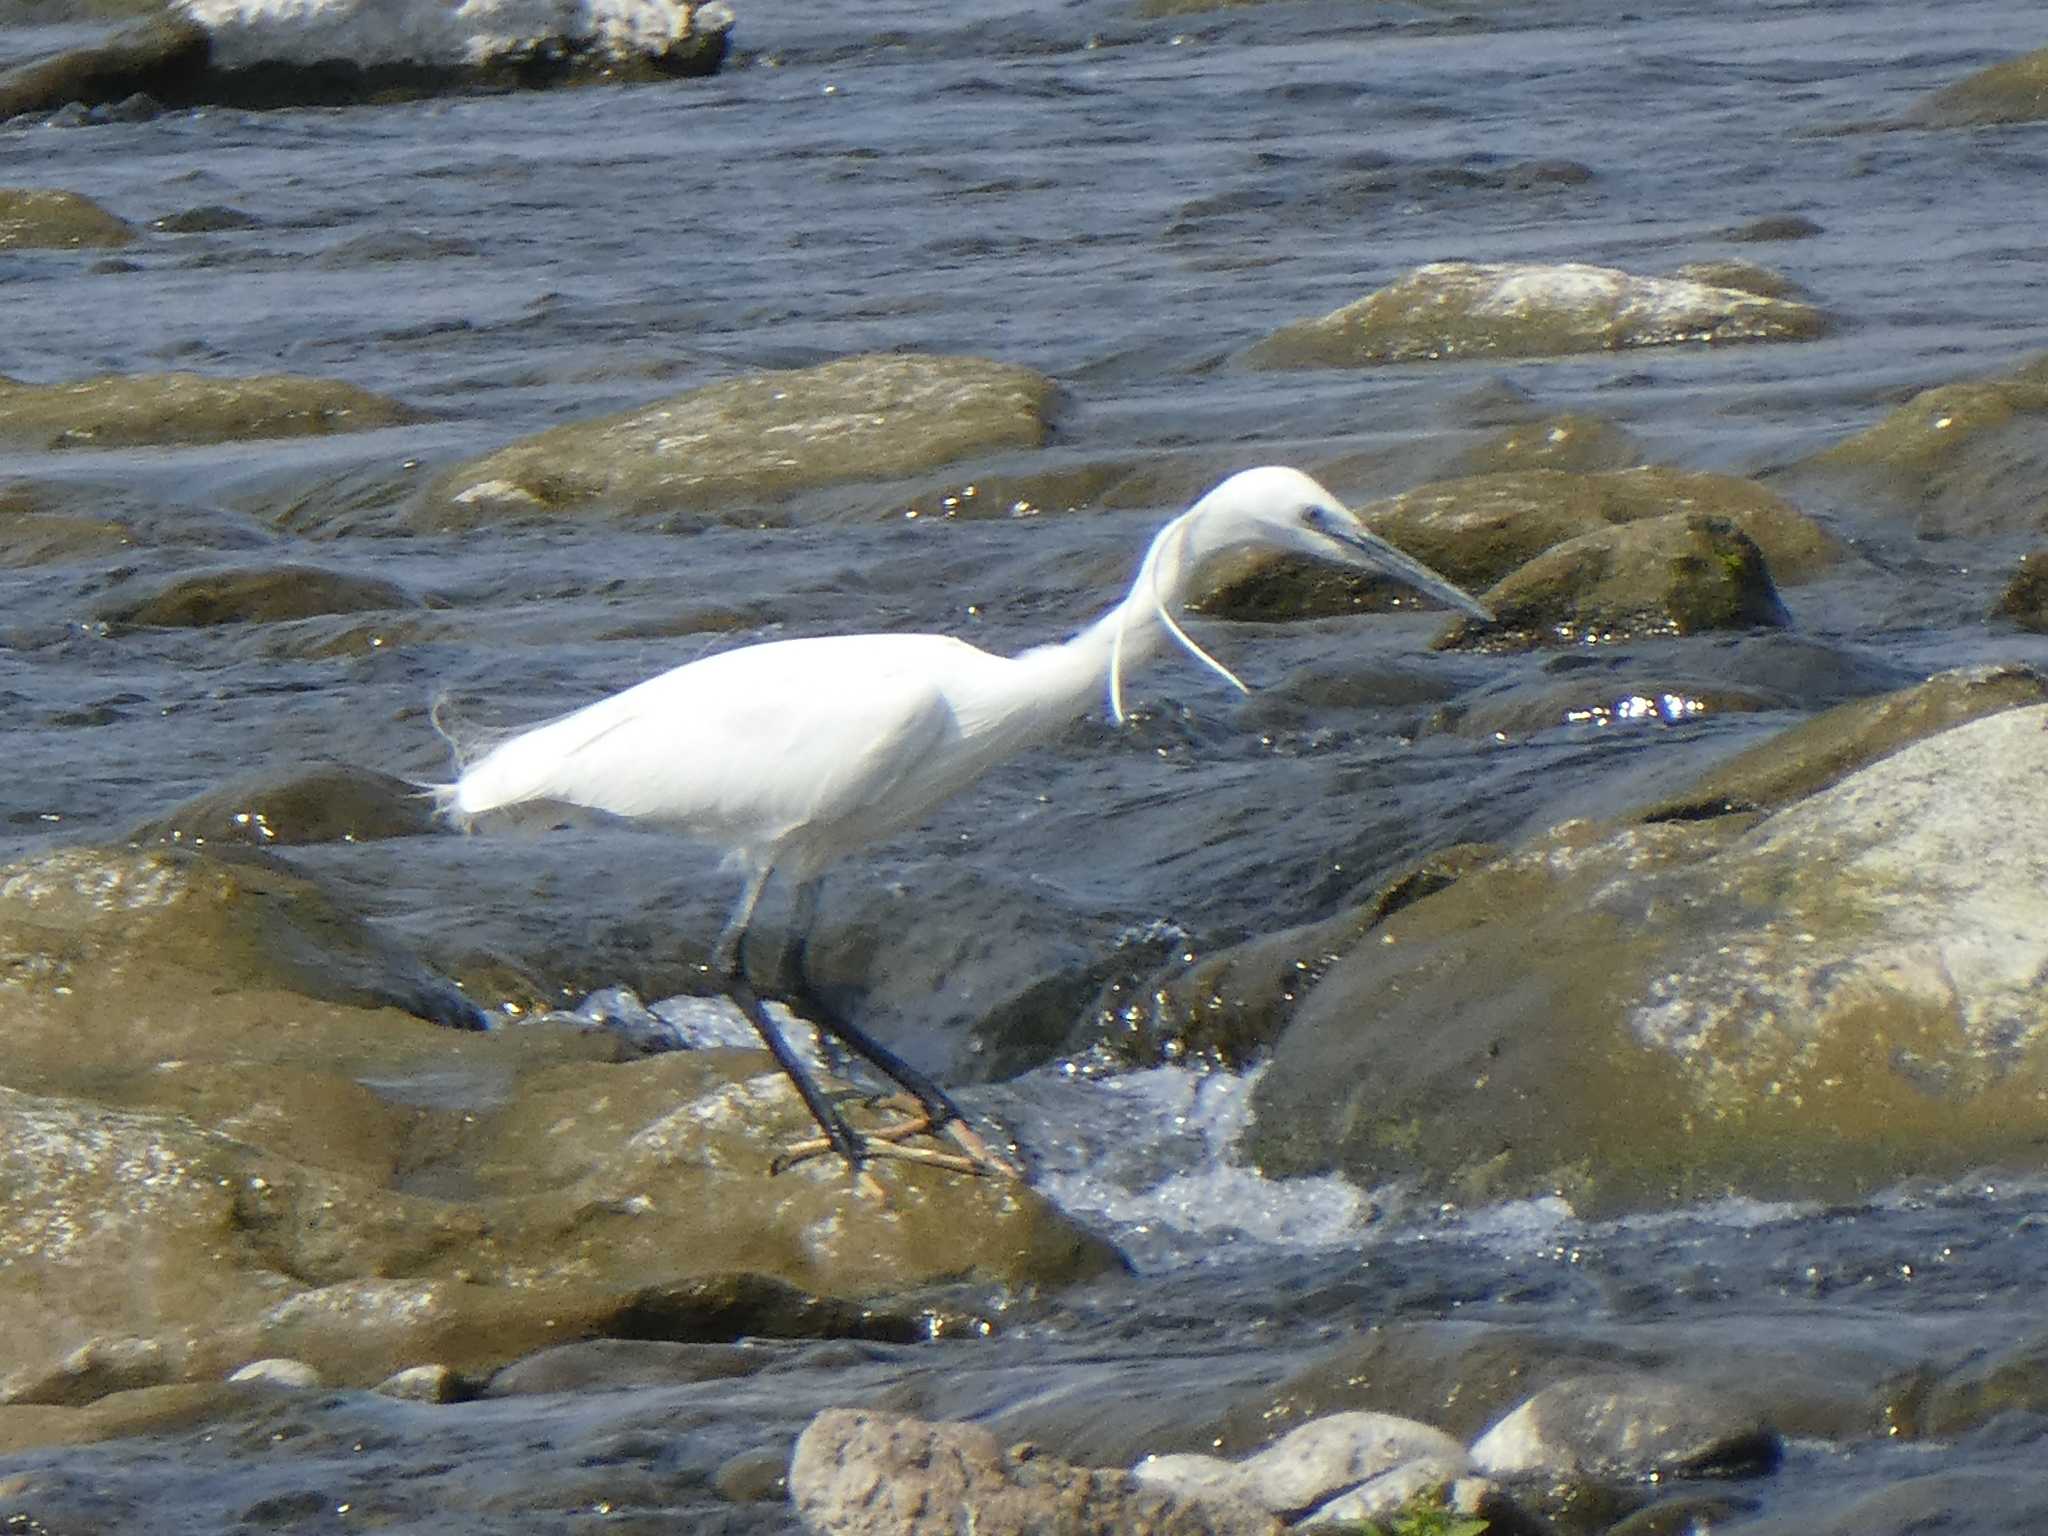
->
421 352 1058 525
0 187 135 250
1245 262 1827 370
0 371 422 448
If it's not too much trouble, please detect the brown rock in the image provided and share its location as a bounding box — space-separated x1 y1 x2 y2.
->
789 1409 1281 1536
0 372 421 449
421 353 1056 525
0 188 135 250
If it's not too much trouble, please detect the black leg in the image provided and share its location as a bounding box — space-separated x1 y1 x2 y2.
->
784 887 1018 1178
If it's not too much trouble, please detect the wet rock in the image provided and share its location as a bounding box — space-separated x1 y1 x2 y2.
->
1669 259 1801 299
0 2 731 119
1363 467 1842 592
226 1359 322 1390
483 1338 772 1395
1247 700 2048 1212
1721 214 1823 242
1992 549 2048 631
95 564 424 628
1920 1327 2048 1436
1606 1491 1764 1536
1301 1462 1502 1530
789 1408 1281 1536
421 353 1056 525
1090 844 1497 1069
711 1444 792 1503
1798 354 2048 536
1471 1372 1780 1482
1434 513 1792 653
0 372 421 450
0 502 136 566
374 1363 463 1402
1217 1325 1657 1450
1902 45 2048 127
1423 672 1790 742
1135 1411 1468 1517
1445 413 1648 477
0 188 136 250
0 1383 255 1456
1188 549 1477 622
152 204 263 233
1244 261 1826 369
0 845 1112 1398
1244 1411 1469 1516
1730 1468 2048 1536
1634 662 2048 821
2 1337 169 1407
881 459 1150 522
0 843 483 1037
0 19 210 121
129 763 440 847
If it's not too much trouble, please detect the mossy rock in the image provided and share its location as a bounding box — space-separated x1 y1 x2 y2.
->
94 563 425 627
1802 357 2048 536
421 353 1057 525
1433 513 1791 653
0 372 422 449
1367 466 1842 591
1244 262 1827 369
1903 45 2048 127
1246 702 2048 1213
0 187 136 250
1993 549 2048 632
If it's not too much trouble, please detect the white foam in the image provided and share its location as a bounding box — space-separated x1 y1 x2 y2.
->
173 0 734 72
995 1064 1374 1264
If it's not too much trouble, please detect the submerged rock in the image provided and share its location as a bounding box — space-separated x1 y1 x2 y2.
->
0 502 135 566
790 1409 1281 1536
1800 355 2048 536
94 563 425 628
128 762 440 847
1902 44 2048 127
1247 697 2048 1212
421 352 1056 525
0 0 732 118
1445 412 1648 477
1434 513 1792 652
1244 261 1826 369
1993 549 2048 631
0 188 136 251
1471 1372 1780 1482
0 372 421 450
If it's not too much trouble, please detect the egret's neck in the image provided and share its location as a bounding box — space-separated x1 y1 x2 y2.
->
1008 510 1207 722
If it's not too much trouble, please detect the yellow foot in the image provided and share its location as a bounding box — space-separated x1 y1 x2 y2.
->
773 1096 1021 1184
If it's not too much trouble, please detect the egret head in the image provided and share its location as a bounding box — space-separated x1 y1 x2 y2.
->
1106 465 1493 723
1185 466 1494 621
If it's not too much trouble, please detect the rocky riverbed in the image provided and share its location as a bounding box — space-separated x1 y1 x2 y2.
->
4 0 2048 1530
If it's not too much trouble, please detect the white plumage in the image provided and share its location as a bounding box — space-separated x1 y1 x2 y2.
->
434 465 1490 1189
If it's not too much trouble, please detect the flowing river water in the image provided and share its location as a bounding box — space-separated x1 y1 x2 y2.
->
5 0 2048 1529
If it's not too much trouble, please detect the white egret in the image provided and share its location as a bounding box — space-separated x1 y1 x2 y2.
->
433 465 1490 1190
